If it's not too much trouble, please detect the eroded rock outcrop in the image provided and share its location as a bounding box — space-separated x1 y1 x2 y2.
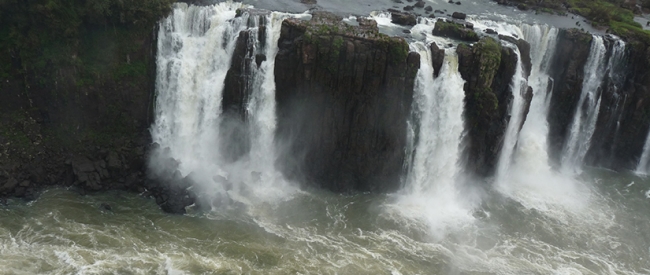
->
432 19 479 42
274 12 420 192
457 37 532 177
547 29 593 162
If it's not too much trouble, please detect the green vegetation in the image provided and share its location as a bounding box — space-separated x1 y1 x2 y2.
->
507 0 650 45
570 0 650 44
0 0 174 83
432 21 479 42
0 0 173 154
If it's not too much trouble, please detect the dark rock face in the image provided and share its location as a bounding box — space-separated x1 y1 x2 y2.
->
457 37 530 177
391 11 417 26
586 41 650 170
430 43 446 77
547 29 593 163
0 8 185 213
274 12 419 192
432 20 479 42
0 25 156 203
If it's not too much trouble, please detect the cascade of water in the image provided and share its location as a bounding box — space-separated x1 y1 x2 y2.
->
395 42 472 238
637 131 650 175
495 46 528 179
560 35 607 173
151 3 296 207
495 24 593 213
509 24 558 175
404 42 466 194
153 2 248 165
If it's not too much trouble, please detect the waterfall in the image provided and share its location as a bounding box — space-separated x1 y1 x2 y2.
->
495 46 528 179
560 35 607 173
151 3 296 207
394 42 472 238
509 24 558 175
604 38 628 151
494 24 592 213
637 132 650 175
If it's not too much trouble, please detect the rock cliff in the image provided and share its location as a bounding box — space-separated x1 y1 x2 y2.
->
274 12 420 192
546 29 593 163
457 37 532 177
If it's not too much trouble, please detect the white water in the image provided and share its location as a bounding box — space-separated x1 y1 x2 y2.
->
495 46 528 179
151 3 298 208
392 42 474 240
561 35 607 173
495 24 596 218
637 131 650 175
510 24 558 175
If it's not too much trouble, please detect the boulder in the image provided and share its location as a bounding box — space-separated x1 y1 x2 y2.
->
430 43 446 77
452 12 467 20
391 11 417 26
432 20 479 42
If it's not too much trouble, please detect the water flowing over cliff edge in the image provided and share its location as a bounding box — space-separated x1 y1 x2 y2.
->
2 1 650 274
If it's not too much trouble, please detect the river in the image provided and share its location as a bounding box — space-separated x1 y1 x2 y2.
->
0 170 649 274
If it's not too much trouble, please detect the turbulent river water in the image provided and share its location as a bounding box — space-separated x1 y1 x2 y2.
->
2 1 650 274
1 171 649 274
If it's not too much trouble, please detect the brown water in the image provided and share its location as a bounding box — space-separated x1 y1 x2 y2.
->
0 169 649 274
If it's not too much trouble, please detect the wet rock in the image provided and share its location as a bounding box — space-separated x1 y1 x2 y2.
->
456 1 462 5
498 35 532 77
485 28 498 35
1 178 18 193
451 12 467 20
430 43 445 77
547 29 593 162
403 5 414 11
457 37 529 177
432 20 479 42
357 17 378 28
100 203 112 211
255 54 267 67
301 0 317 4
391 11 417 26
72 157 96 173
425 6 433 12
274 11 419 192
414 0 425 8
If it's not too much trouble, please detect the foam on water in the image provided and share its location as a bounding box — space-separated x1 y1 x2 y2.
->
387 42 476 240
151 3 301 209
